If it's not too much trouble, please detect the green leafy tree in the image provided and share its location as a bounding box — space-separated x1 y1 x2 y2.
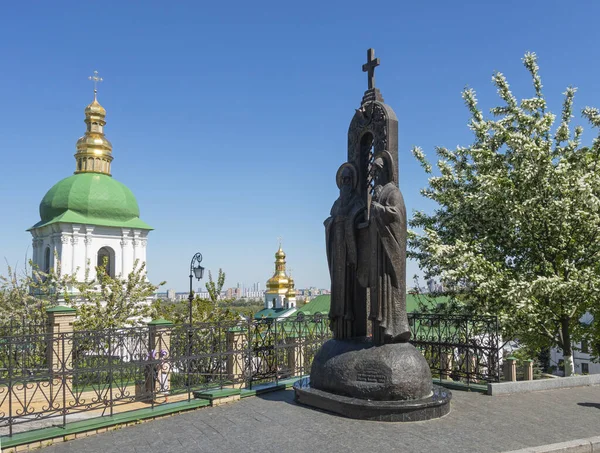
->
587 307 600 362
205 268 226 303
0 257 78 324
0 264 46 324
150 296 237 324
409 53 600 376
150 268 237 324
72 258 165 331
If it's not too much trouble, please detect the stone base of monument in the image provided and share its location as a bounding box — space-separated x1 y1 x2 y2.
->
294 378 451 422
293 339 452 421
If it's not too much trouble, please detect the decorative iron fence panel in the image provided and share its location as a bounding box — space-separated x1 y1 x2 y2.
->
0 315 47 339
408 313 501 384
0 315 48 382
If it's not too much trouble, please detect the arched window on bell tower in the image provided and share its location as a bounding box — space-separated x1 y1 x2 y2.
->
97 247 115 278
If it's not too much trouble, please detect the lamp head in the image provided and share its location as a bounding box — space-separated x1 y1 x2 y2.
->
193 265 204 280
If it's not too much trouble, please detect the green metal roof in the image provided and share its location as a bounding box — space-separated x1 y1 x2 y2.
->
253 307 296 320
46 305 76 313
295 295 330 316
293 294 449 317
30 173 151 230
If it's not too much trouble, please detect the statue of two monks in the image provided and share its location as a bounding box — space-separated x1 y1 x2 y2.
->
325 151 410 345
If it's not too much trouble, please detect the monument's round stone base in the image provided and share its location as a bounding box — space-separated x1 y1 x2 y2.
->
310 339 433 401
293 339 451 421
294 378 451 422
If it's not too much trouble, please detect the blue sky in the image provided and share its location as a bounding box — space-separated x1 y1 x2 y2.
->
1 1 599 292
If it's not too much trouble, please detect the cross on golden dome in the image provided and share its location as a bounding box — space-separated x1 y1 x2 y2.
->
88 70 103 96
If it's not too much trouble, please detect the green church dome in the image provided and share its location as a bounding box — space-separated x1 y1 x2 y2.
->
31 173 152 230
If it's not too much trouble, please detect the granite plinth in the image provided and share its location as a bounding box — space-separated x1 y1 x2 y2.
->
310 339 433 400
294 377 451 422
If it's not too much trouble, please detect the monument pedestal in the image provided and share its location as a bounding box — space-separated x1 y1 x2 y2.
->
294 378 451 422
293 339 452 421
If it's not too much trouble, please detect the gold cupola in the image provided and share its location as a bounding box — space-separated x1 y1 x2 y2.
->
287 274 297 298
74 71 113 176
266 245 290 294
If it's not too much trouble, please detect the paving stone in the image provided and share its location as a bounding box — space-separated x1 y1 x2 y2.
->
36 385 600 453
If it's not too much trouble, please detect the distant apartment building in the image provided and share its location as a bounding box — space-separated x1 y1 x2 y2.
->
243 290 264 300
426 279 445 293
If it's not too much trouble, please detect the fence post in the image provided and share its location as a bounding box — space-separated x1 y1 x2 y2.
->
285 320 305 379
226 328 246 388
523 359 534 381
141 319 173 402
46 306 76 373
504 356 517 382
440 352 453 380
46 305 76 419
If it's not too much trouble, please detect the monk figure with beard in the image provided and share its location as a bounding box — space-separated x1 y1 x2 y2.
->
368 151 411 345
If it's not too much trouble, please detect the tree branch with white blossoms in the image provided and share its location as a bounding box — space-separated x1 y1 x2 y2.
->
409 52 600 375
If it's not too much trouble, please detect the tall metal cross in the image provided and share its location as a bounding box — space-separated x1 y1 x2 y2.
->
277 236 283 249
362 48 380 90
88 70 103 94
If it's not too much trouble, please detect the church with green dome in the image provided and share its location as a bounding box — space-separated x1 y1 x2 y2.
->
29 75 152 281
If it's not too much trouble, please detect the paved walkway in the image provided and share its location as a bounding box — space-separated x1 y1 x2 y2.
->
40 385 600 453
0 392 189 437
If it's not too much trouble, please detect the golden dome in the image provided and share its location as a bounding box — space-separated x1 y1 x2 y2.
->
85 96 107 116
266 275 289 291
265 245 291 294
74 88 113 176
287 275 296 297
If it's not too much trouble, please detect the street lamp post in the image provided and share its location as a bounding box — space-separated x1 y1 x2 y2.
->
186 253 204 396
188 253 205 326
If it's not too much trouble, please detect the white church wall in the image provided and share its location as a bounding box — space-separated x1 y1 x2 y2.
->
31 223 149 282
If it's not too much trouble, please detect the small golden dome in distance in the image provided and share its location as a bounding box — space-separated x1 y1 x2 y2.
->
85 97 106 117
275 247 286 259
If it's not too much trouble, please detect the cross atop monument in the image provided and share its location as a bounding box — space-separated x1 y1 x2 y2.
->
88 70 103 95
362 48 380 90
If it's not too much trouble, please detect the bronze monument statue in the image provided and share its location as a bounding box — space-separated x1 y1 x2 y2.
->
324 163 368 339
368 151 411 345
295 48 451 421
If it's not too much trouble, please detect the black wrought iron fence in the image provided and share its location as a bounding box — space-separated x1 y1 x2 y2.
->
0 315 47 338
0 316 48 381
408 313 501 384
0 313 499 437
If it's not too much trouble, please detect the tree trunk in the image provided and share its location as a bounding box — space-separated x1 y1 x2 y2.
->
561 316 574 377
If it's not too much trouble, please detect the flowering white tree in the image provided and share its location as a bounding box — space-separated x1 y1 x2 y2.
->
409 53 600 376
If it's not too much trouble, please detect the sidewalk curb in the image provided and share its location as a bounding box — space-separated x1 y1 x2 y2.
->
488 375 600 395
502 436 600 453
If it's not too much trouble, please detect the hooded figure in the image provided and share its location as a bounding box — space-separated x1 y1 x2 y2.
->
324 163 368 339
368 151 410 345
